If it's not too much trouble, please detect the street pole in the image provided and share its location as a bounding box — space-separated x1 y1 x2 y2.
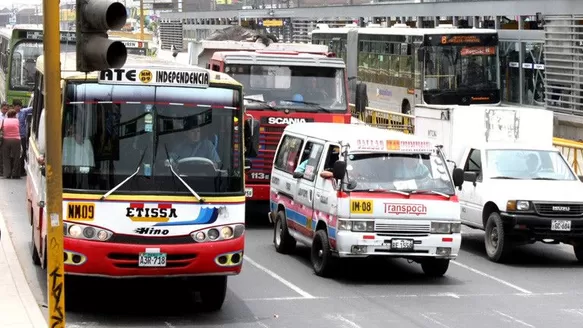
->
140 0 144 41
43 0 65 325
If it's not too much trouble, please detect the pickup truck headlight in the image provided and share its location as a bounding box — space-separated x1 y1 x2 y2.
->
337 220 374 232
506 200 531 212
431 222 461 234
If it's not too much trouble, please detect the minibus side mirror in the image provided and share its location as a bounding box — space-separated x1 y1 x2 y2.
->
333 160 347 180
452 167 464 187
292 171 304 179
463 171 478 186
244 158 252 171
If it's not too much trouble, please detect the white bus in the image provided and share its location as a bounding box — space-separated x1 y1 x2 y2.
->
312 24 501 114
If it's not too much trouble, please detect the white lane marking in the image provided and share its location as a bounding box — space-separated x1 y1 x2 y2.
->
242 291 576 301
244 256 315 299
325 314 362 328
165 322 176 328
563 309 583 317
494 310 535 328
254 317 270 328
421 313 452 328
451 261 532 294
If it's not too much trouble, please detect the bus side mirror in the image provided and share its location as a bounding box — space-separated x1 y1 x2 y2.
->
244 158 252 171
332 160 346 180
452 167 464 187
40 165 46 177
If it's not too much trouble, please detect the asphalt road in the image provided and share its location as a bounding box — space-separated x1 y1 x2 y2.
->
2 178 583 328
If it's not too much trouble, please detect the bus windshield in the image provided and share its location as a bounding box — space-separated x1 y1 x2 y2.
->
62 82 243 195
224 64 347 112
424 45 498 92
10 41 43 90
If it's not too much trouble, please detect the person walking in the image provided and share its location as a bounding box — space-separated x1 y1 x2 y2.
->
0 102 8 177
14 99 33 176
1 109 21 179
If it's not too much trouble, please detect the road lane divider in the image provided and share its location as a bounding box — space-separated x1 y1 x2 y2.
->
244 256 316 299
493 310 536 328
451 261 532 294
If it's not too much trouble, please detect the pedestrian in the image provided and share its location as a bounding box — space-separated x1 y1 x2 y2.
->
1 109 21 179
13 99 33 176
0 102 8 177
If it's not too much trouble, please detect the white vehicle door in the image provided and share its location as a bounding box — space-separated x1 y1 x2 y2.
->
313 143 340 235
272 133 306 233
459 148 484 227
293 139 324 238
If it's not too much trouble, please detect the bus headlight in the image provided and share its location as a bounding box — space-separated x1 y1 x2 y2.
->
190 224 244 242
64 222 113 242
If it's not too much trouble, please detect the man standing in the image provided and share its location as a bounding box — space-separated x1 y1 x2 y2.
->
13 99 33 176
0 102 7 176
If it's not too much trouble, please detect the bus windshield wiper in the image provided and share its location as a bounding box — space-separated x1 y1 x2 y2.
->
531 177 559 180
409 189 451 199
164 143 205 203
244 97 273 109
100 147 147 201
281 100 331 113
490 176 521 180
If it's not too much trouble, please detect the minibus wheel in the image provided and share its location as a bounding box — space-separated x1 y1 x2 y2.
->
484 212 512 263
274 210 296 254
421 258 450 277
198 276 227 312
311 230 334 277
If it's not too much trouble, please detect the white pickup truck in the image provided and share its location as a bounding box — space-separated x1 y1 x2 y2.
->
414 104 583 263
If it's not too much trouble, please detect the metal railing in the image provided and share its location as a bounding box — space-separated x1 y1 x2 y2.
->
349 104 583 175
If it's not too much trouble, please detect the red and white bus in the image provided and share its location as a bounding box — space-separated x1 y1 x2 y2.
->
26 52 248 311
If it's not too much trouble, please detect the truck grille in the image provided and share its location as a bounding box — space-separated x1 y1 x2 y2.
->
533 202 583 217
375 222 431 233
246 123 285 183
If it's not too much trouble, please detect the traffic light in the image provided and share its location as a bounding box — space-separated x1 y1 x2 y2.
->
75 0 128 72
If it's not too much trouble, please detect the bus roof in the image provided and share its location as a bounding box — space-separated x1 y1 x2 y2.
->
199 40 328 53
36 52 242 88
312 24 498 37
284 123 436 153
213 51 345 68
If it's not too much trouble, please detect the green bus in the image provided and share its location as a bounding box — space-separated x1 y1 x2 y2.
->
0 26 76 105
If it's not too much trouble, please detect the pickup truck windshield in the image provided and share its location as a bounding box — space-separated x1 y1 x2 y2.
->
346 152 455 194
486 149 577 181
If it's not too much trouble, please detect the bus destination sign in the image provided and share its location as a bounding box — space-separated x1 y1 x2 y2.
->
25 30 76 42
425 33 498 47
99 68 210 88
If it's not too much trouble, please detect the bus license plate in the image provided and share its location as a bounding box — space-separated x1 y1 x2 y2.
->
245 188 253 197
391 239 414 250
138 252 167 267
551 220 571 231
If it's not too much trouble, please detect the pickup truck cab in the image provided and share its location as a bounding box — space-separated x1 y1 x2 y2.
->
268 122 464 277
415 104 583 263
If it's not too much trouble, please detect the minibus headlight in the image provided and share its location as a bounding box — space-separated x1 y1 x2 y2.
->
431 222 452 234
337 220 374 232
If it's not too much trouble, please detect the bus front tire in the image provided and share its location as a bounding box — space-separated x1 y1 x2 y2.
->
421 258 450 277
199 276 228 312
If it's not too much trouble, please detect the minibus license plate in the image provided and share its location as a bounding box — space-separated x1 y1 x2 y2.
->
551 220 571 231
245 188 253 197
391 239 414 250
139 252 167 267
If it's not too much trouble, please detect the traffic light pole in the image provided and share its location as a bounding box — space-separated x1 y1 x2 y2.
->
43 0 65 325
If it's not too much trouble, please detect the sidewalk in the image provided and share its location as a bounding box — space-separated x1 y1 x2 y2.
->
0 212 47 328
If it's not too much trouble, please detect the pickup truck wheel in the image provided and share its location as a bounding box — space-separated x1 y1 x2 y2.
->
573 245 583 263
274 210 296 254
311 230 334 277
484 212 512 263
421 259 450 277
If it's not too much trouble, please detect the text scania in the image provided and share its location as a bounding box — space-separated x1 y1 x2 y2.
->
156 71 209 86
268 117 307 125
384 203 427 216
